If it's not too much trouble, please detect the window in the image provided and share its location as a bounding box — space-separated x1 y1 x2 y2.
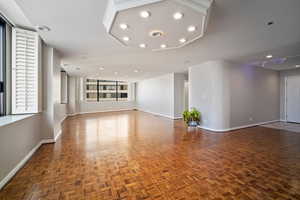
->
0 19 5 116
11 28 41 114
61 71 68 104
86 79 129 102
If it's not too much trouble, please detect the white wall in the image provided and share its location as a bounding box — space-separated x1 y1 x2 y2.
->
0 114 42 188
53 50 67 138
136 74 174 118
189 61 231 130
67 77 136 115
189 60 280 131
280 68 300 121
136 73 186 119
229 62 280 128
42 44 54 139
42 44 67 139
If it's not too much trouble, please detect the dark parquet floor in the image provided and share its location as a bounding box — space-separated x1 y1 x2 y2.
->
1 111 300 200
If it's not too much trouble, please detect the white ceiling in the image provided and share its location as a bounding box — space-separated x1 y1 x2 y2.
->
105 0 211 51
6 0 300 81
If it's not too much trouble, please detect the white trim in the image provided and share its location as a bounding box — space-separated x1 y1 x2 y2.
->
42 139 55 144
0 135 68 189
60 115 68 124
198 120 280 133
174 117 183 120
137 109 175 119
54 130 62 142
0 140 43 190
0 114 36 127
68 109 135 116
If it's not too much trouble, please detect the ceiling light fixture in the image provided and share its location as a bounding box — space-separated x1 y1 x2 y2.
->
99 67 104 70
36 25 51 32
134 70 139 73
266 54 273 59
296 65 300 68
188 25 196 32
139 43 146 48
173 12 183 20
123 36 130 41
119 23 128 30
160 44 167 49
140 11 150 18
179 38 186 43
114 72 118 75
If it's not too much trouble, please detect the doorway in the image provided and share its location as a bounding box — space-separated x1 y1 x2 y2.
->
184 80 189 111
286 75 300 123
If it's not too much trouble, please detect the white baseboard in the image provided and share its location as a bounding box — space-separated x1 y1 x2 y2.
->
137 109 175 119
54 130 62 142
198 120 280 133
68 109 134 116
42 138 55 144
0 140 43 190
174 117 183 120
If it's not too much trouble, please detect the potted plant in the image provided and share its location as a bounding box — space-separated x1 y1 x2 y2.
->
183 108 201 127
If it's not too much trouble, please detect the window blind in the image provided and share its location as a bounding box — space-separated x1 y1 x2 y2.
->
12 28 39 114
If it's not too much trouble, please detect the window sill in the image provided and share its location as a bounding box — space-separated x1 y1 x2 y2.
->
0 114 36 128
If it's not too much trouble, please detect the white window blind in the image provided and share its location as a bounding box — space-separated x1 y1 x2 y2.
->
12 28 40 114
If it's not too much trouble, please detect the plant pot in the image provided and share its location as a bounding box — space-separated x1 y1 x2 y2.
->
188 121 199 127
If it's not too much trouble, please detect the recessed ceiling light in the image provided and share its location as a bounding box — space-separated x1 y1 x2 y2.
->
139 43 146 48
134 70 139 73
173 12 183 20
266 54 273 59
140 11 150 18
188 26 196 32
179 38 186 43
296 65 300 68
99 67 104 70
123 36 130 41
160 44 167 49
120 23 128 30
36 25 51 32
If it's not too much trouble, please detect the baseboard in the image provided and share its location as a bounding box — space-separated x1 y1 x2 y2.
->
54 129 62 142
0 140 43 190
137 109 175 119
42 138 55 144
198 120 280 133
68 109 135 116
60 115 68 124
173 117 183 120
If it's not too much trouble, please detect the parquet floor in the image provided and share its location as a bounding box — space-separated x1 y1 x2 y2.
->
1 111 300 200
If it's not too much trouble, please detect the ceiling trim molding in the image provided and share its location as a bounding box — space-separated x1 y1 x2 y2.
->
103 0 213 51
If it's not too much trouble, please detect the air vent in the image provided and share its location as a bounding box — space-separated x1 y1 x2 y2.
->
149 30 164 38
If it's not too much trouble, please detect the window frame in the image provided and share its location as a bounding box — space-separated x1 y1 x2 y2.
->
0 18 6 116
85 79 129 102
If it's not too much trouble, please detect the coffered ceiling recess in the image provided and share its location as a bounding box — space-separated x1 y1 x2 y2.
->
103 0 213 51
